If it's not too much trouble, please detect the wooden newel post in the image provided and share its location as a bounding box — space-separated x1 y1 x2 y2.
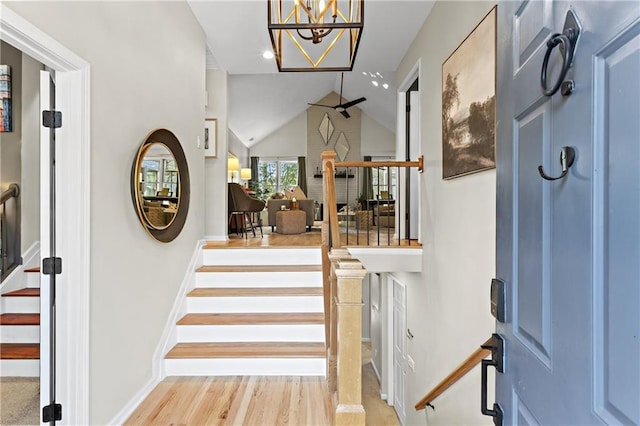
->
334 259 367 426
327 248 351 392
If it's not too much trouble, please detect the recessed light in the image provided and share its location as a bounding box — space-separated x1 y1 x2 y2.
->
382 83 389 89
371 81 379 87
362 71 367 75
262 50 274 60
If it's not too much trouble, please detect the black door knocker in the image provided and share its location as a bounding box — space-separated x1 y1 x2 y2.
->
540 9 581 97
538 146 575 181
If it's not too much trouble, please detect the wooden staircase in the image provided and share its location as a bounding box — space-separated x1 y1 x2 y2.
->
164 247 326 376
0 267 40 376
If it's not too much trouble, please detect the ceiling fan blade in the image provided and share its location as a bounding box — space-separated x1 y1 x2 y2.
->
307 103 335 108
339 97 367 109
340 109 351 119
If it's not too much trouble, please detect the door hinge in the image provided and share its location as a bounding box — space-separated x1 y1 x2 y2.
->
42 110 62 129
42 257 62 275
42 403 62 422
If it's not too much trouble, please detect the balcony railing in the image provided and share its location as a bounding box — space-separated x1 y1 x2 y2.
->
321 151 424 248
1 183 21 281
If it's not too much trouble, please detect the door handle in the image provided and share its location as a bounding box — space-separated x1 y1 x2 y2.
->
540 9 581 97
538 146 575 181
481 334 504 426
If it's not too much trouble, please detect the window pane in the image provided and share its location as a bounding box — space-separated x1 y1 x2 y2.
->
279 161 298 191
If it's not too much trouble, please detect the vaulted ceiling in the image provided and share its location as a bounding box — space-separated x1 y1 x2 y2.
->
188 1 434 147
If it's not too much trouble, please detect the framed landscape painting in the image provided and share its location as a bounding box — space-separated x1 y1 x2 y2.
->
442 7 496 179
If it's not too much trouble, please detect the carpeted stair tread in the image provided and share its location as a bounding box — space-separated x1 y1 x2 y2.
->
165 342 326 359
196 265 321 273
177 312 324 326
0 343 40 359
2 288 40 297
187 287 323 297
0 313 40 326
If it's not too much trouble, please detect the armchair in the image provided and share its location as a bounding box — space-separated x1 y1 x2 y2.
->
228 183 266 237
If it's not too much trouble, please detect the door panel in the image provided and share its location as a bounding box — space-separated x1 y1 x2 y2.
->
496 1 640 424
392 279 406 424
593 20 640 425
515 103 552 365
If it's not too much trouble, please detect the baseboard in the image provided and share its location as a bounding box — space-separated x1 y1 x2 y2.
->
203 234 229 242
107 375 160 425
152 239 205 380
371 358 382 383
361 337 371 342
0 241 39 294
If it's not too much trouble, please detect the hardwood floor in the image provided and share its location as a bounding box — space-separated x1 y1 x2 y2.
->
124 376 335 425
126 343 399 426
208 224 420 248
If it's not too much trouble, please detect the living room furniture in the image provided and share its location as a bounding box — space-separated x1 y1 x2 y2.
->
275 209 306 234
375 204 395 228
267 199 314 231
228 183 265 237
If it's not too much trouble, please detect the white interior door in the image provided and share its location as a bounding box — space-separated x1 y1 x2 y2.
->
392 279 407 424
495 1 640 423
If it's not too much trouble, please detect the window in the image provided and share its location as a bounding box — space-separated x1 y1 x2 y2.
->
258 158 298 198
142 158 178 196
371 157 397 199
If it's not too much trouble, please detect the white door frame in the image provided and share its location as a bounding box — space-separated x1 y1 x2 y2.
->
396 60 421 240
1 5 91 424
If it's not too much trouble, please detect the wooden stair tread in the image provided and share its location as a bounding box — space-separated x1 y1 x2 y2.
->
165 342 326 359
0 343 40 359
23 267 40 273
3 288 40 297
196 265 321 273
203 244 320 250
177 312 324 326
187 287 323 297
0 313 40 325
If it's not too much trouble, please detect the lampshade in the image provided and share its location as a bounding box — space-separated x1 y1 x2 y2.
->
240 168 252 180
227 157 240 171
267 0 364 72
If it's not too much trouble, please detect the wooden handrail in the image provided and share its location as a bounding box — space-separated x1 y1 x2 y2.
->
0 183 20 205
415 337 492 411
335 155 424 172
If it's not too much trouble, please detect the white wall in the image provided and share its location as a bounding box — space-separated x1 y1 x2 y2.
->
4 2 206 423
393 1 497 424
362 113 395 157
250 111 306 158
205 69 229 239
228 130 249 168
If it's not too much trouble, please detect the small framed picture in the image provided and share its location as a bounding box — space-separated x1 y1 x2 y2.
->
204 118 217 158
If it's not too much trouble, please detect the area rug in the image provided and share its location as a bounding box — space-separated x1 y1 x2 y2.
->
0 377 40 425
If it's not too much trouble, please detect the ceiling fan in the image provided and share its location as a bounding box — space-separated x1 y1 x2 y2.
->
308 72 366 119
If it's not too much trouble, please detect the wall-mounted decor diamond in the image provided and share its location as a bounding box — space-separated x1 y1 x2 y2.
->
319 113 334 145
334 132 349 161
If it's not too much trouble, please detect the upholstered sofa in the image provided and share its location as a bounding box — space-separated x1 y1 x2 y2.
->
267 199 315 231
374 204 395 228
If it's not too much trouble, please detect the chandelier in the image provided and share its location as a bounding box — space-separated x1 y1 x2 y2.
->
267 0 364 72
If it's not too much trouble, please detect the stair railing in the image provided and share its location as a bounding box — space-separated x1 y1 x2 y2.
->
414 337 492 411
1 183 21 281
321 150 424 248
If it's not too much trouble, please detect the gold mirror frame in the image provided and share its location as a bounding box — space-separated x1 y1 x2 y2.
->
131 129 190 242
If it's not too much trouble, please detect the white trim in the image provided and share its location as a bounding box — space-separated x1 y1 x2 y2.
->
203 234 229 242
107 376 159 426
153 239 205 380
361 337 371 342
0 241 40 294
1 5 92 424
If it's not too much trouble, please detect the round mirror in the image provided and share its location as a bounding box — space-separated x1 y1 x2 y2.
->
131 129 190 242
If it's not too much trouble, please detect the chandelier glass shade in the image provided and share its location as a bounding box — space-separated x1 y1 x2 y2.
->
267 0 364 72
